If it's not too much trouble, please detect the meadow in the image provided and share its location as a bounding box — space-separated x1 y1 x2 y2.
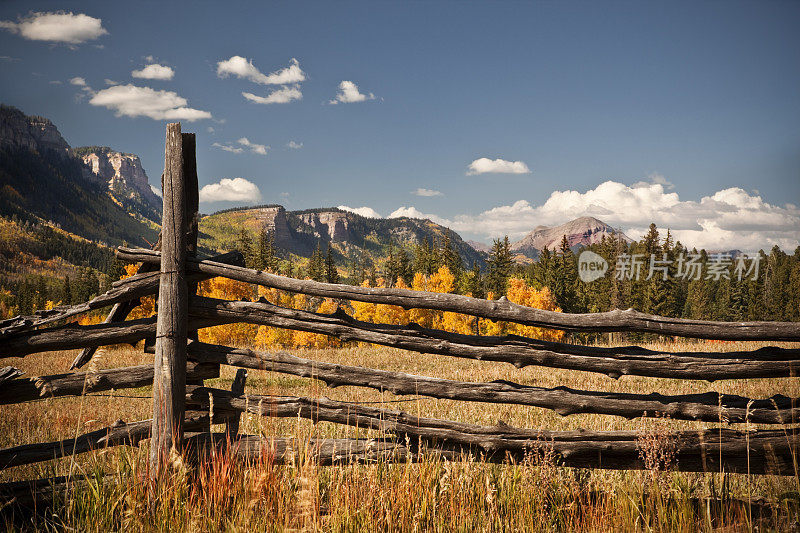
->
2 339 799 531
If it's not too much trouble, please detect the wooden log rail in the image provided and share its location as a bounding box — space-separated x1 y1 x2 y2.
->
187 342 800 424
187 296 800 381
0 250 243 340
0 411 212 470
3 297 799 380
117 248 800 341
0 362 218 405
188 386 800 475
3 384 797 475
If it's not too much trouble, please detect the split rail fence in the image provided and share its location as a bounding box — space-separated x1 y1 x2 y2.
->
2 123 800 505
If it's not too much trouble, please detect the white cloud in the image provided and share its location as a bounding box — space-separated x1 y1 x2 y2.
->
338 205 382 219
412 188 443 197
388 206 451 226
212 142 244 154
69 76 86 86
286 140 303 149
329 80 375 104
199 178 261 203
467 157 531 175
150 185 162 198
206 126 215 133
103 78 118 85
242 86 302 105
237 137 268 155
0 11 108 44
216 56 305 85
394 180 799 252
213 137 268 155
132 63 174 80
88 84 211 121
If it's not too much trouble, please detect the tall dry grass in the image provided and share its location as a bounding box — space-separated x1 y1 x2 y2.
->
2 340 799 531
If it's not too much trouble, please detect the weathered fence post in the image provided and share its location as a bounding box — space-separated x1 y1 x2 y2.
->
150 122 188 477
225 369 248 441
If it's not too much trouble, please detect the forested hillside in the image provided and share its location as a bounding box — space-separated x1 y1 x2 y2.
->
0 145 158 247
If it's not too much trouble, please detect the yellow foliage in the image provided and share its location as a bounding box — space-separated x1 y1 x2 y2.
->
197 276 258 345
479 278 564 341
120 263 155 320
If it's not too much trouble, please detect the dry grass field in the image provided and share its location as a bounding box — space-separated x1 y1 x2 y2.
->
2 340 800 531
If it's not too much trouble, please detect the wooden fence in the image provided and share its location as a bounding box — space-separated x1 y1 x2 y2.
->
2 123 800 505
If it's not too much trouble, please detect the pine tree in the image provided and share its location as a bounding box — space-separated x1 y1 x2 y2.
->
486 236 513 298
308 244 325 282
397 248 413 286
465 263 484 299
325 245 339 284
386 243 400 287
256 228 276 272
441 233 463 282
62 275 72 305
237 229 255 268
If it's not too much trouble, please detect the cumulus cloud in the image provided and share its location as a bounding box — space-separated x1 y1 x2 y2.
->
237 137 268 155
412 188 443 197
0 11 108 44
467 157 531 175
338 205 382 219
392 180 799 252
286 140 303 149
213 137 268 155
150 185 162 198
132 63 174 80
199 178 261 203
242 86 302 104
388 206 451 226
216 56 305 85
69 76 86 86
329 81 375 104
88 84 211 121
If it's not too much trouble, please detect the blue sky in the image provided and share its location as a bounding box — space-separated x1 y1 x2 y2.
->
1 1 798 250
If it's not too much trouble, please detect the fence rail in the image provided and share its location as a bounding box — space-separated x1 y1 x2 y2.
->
2 122 798 507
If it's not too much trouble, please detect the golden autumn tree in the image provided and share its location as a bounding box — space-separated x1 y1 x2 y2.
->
479 277 564 341
198 276 258 345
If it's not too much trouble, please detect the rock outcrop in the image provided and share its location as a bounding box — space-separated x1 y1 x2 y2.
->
74 147 161 216
297 210 353 242
0 104 70 156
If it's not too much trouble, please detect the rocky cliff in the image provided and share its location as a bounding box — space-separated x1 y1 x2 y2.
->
297 210 354 242
0 104 70 156
73 146 162 222
199 206 486 269
511 216 631 258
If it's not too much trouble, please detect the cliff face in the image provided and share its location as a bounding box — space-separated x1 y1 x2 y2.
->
76 147 162 216
297 210 353 242
247 206 294 248
0 105 70 156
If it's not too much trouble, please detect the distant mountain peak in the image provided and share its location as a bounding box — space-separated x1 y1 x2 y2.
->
511 216 631 258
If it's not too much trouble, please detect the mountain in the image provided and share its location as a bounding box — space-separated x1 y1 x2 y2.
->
511 216 631 259
0 105 71 156
0 104 159 247
73 146 162 222
199 205 486 269
465 240 491 254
